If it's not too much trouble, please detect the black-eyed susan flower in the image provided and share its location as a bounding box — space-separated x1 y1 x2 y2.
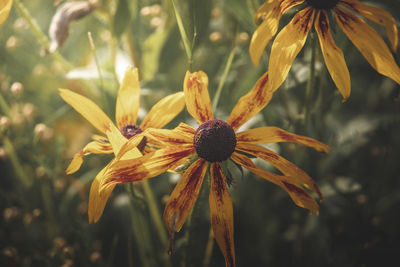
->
59 67 184 223
100 71 329 267
250 0 400 101
0 0 13 24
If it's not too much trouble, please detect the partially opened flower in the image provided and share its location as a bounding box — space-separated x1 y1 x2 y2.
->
0 0 13 25
100 71 329 267
59 67 185 223
250 0 400 101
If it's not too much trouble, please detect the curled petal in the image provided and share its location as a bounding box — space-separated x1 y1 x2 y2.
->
184 71 213 124
59 88 113 134
140 92 185 129
341 0 398 52
209 163 235 267
106 122 142 159
236 126 329 152
227 72 272 131
0 0 13 25
268 7 315 92
116 67 140 128
164 159 208 233
334 6 400 85
315 10 351 101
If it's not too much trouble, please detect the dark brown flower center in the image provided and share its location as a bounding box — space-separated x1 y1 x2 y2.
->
120 124 146 151
193 119 236 162
306 0 339 9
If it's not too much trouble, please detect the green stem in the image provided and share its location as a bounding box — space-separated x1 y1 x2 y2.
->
303 31 318 128
0 92 11 117
202 228 214 267
13 0 73 71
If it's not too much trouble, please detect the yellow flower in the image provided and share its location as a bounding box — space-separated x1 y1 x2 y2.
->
250 0 400 101
0 0 13 24
59 67 185 223
100 71 329 267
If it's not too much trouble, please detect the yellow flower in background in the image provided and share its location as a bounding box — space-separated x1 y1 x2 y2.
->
0 0 13 24
250 0 400 101
59 67 185 223
100 71 329 267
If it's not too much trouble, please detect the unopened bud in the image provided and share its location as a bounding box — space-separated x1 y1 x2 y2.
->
0 147 7 160
209 32 223 43
22 103 35 120
0 116 10 128
6 36 19 51
10 82 23 95
239 32 249 44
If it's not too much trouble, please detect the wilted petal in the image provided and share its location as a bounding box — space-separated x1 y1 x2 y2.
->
184 71 213 124
163 159 208 232
341 0 398 52
268 7 315 92
59 88 113 134
209 163 235 267
115 67 140 129
315 10 351 101
334 6 400 85
236 126 329 152
140 92 185 129
227 72 272 131
0 0 13 25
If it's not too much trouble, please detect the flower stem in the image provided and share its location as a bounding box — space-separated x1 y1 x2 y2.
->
13 0 74 71
202 228 215 267
303 31 318 128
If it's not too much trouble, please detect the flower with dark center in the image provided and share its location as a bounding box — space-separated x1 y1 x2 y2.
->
102 70 330 267
250 0 400 101
59 67 185 223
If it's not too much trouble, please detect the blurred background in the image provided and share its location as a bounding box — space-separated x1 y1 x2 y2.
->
1 0 399 266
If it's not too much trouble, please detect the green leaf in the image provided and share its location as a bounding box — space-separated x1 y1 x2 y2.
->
113 0 132 38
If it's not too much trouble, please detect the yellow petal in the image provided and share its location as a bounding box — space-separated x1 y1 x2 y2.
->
315 10 351 101
184 71 213 124
250 0 304 65
334 6 400 85
145 127 193 148
140 92 185 129
236 126 329 152
115 67 140 129
209 162 235 267
341 0 398 52
101 145 195 188
66 140 113 174
231 152 319 214
88 164 115 223
163 159 207 233
268 7 315 93
236 143 322 199
59 88 113 134
105 122 142 159
226 72 272 130
0 0 13 25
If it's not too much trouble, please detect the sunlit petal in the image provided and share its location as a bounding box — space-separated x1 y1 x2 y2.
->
105 122 142 159
236 126 329 152
268 7 315 92
163 159 208 232
140 92 185 129
115 67 140 128
144 127 193 148
227 72 272 131
341 0 398 52
59 88 113 134
209 162 235 267
315 10 351 101
0 0 13 25
184 71 213 124
334 6 400 85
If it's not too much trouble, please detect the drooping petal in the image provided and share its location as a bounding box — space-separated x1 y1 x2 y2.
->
163 159 208 233
231 152 319 214
140 92 185 129
334 6 400 85
144 127 193 148
236 126 329 152
101 145 195 188
59 88 113 134
209 163 235 267
315 10 351 101
0 0 13 25
250 0 305 65
341 0 398 52
105 122 142 159
115 67 140 129
226 72 272 131
268 7 315 93
66 139 113 174
184 71 213 124
236 143 322 199
88 164 115 223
